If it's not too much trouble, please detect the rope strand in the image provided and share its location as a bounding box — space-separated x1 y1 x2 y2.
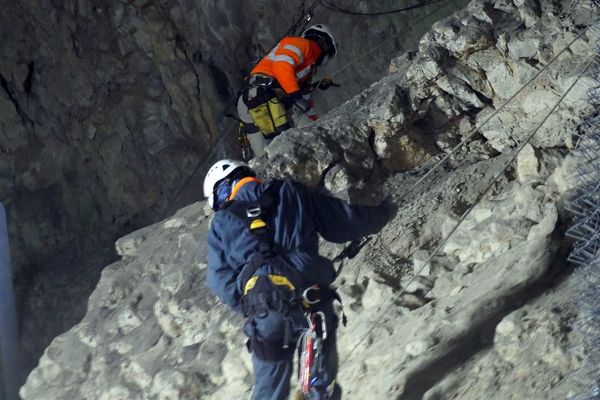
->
327 0 457 79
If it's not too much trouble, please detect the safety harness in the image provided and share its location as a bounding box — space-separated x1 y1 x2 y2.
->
223 181 302 360
223 180 345 361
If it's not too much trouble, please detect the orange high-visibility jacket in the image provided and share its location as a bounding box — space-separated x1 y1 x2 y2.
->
251 37 322 95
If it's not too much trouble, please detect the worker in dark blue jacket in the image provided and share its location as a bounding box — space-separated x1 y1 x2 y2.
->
204 159 391 400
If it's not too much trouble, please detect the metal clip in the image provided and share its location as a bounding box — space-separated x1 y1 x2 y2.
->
302 285 321 305
315 311 327 341
246 206 262 218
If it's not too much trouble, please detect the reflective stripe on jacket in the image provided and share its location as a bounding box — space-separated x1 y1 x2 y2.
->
251 37 322 95
206 179 389 313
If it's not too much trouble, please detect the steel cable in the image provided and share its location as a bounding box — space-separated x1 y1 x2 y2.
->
339 55 596 367
322 0 447 16
325 0 457 79
391 27 591 206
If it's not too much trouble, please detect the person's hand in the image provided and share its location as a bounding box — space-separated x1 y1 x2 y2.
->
314 77 340 91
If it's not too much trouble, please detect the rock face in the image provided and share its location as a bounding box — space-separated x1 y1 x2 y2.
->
18 0 600 399
0 0 464 377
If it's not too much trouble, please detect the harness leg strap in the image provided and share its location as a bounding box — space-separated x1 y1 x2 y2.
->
249 337 295 361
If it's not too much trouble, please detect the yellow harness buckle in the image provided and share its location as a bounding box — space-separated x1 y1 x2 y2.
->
250 219 267 230
268 274 295 291
244 276 259 295
243 274 296 296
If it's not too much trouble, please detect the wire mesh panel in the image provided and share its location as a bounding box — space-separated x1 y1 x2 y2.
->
567 30 600 400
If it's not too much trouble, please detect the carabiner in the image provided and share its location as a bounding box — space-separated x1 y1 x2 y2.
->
315 311 327 341
302 285 321 306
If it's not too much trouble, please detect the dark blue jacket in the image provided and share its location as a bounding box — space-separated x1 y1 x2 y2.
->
206 179 389 313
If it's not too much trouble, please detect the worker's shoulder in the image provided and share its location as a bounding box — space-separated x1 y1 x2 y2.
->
270 177 307 194
211 202 249 231
279 36 312 51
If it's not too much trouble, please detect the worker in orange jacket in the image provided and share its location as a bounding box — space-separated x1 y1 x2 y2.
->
237 24 338 158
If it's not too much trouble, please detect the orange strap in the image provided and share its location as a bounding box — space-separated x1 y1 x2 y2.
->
229 177 262 200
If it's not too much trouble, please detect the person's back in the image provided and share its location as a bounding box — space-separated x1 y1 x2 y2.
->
251 36 322 96
204 160 391 400
208 179 389 307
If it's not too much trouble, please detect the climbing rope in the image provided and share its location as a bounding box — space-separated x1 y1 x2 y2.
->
339 54 596 367
293 0 323 35
258 0 323 63
322 0 447 16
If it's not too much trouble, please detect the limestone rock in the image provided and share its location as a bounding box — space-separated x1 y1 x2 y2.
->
405 337 435 357
5 0 463 377
494 307 576 375
17 1 600 400
516 143 540 182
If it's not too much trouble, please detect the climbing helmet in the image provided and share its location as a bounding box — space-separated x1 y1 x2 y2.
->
203 159 250 210
302 24 337 65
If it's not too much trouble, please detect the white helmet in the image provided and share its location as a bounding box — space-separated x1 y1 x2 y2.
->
203 159 249 209
302 24 337 65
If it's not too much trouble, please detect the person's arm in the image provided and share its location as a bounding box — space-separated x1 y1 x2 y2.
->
270 39 310 95
206 218 243 313
301 183 392 243
272 59 301 94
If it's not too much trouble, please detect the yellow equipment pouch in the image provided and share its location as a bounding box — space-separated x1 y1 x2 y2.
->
244 85 291 139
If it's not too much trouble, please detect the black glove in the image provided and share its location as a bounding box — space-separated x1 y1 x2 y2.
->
289 91 311 113
313 77 340 91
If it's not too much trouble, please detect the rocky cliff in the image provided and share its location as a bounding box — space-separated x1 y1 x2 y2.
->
18 0 600 399
0 0 464 380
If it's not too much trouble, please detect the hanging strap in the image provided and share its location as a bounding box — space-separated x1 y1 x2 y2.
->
222 180 285 289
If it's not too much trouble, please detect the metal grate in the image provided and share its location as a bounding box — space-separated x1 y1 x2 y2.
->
567 34 600 400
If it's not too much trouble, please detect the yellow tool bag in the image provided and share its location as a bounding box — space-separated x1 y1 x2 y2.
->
243 85 290 138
